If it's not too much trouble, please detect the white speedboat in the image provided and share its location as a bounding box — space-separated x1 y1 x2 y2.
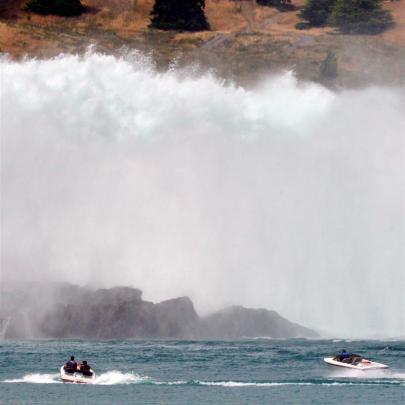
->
60 366 96 383
324 357 388 370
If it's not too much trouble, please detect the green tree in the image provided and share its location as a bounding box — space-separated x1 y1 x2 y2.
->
256 0 294 11
329 0 393 34
150 0 209 31
299 0 336 26
26 0 85 16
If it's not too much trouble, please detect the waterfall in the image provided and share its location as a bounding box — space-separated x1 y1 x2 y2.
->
1 52 403 338
0 317 11 340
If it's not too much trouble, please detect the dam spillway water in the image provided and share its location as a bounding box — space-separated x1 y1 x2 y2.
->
1 52 403 338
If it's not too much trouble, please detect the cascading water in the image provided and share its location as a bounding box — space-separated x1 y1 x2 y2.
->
0 317 11 340
1 51 403 338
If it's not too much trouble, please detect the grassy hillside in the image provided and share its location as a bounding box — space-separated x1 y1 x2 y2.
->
0 0 403 86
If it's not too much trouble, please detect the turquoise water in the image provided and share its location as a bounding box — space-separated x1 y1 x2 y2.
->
0 339 404 404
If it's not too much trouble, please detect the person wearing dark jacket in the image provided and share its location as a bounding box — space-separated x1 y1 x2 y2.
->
64 356 77 373
80 360 93 376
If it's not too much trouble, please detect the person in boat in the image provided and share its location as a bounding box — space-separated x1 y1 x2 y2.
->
79 360 93 377
64 356 77 373
333 350 350 362
341 350 351 361
334 350 362 364
349 354 363 365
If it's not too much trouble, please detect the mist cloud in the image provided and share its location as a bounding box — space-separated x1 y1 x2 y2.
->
1 52 403 337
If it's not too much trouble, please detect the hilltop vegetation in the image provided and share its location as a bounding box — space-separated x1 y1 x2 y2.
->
150 0 209 31
298 0 336 26
298 0 394 34
329 0 393 34
256 0 295 11
0 0 403 87
7 0 395 35
26 0 85 16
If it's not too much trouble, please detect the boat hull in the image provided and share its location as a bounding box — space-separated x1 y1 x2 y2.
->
324 357 388 370
60 366 96 384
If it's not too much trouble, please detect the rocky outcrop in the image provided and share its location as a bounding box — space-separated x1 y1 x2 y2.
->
200 305 318 338
0 284 318 339
39 287 199 339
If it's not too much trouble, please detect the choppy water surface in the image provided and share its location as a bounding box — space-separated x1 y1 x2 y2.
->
0 339 403 404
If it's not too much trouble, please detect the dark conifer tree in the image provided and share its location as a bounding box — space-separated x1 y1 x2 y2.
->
256 0 294 11
299 0 336 26
26 0 85 16
150 0 209 31
329 0 393 34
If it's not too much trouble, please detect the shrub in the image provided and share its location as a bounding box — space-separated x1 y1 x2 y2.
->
295 22 310 30
329 0 393 34
299 0 336 26
26 0 85 16
320 49 338 81
256 0 295 11
150 0 209 31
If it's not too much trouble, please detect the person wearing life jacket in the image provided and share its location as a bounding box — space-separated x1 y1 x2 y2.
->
64 356 77 373
334 349 350 362
80 360 93 376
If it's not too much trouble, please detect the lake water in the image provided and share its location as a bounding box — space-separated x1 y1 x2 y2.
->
0 339 404 404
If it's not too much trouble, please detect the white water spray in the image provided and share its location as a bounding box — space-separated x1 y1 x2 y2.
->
0 317 11 340
1 52 403 337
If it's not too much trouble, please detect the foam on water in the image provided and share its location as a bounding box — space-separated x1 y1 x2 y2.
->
2 374 403 387
196 380 313 387
94 371 149 385
2 371 148 385
159 379 404 387
3 373 62 384
328 368 405 380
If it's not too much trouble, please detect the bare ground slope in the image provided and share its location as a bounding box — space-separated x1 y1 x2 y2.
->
0 0 404 86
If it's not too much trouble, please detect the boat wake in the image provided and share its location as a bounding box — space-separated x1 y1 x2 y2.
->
3 373 62 384
2 371 146 385
94 371 149 385
327 368 405 381
3 370 404 387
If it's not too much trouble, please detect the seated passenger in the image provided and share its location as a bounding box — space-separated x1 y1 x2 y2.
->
350 354 362 365
80 360 93 377
64 356 77 373
334 350 351 362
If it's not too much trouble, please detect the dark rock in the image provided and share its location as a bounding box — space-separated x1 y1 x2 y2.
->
0 284 318 339
200 305 318 339
154 297 199 338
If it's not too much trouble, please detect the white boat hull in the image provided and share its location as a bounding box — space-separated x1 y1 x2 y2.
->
60 366 96 384
324 357 388 370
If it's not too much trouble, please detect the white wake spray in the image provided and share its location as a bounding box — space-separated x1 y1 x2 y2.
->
3 373 62 384
1 51 403 337
2 371 148 385
3 372 403 386
94 371 148 385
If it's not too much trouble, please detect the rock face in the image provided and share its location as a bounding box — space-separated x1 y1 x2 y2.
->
200 306 318 339
0 284 318 339
40 287 199 339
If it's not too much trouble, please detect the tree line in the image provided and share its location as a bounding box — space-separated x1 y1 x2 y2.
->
21 0 394 35
297 0 393 34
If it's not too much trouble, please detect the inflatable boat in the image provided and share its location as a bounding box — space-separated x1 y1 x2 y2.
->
60 366 96 384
